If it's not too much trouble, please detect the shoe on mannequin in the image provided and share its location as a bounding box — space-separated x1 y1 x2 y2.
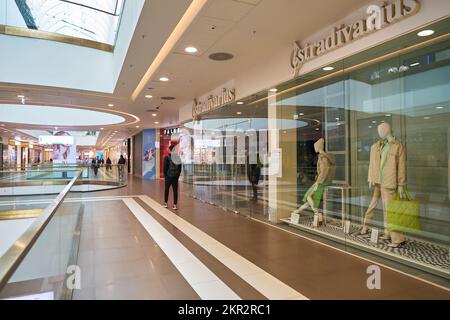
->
359 227 369 235
387 241 405 248
380 233 391 240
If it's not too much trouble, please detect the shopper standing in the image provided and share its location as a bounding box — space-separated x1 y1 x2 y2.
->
163 145 182 210
106 157 112 171
118 155 126 181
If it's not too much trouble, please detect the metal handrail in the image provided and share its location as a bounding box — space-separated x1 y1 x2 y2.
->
0 171 81 290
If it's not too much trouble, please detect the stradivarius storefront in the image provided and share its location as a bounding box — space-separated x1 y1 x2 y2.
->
178 0 450 279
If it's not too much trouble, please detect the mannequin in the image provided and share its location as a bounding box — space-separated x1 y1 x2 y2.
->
292 138 335 226
360 122 406 248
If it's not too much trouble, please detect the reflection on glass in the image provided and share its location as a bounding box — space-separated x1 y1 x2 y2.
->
3 0 124 45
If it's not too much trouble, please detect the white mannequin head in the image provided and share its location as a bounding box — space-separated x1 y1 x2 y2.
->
314 138 325 153
377 122 392 139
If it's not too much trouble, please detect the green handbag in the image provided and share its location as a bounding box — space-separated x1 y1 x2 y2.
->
387 190 421 233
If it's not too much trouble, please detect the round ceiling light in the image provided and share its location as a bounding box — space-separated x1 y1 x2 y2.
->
417 29 434 37
323 66 334 71
236 111 242 115
145 95 153 99
208 52 234 61
237 102 244 105
108 104 114 107
159 77 169 82
154 121 159 124
152 114 157 117
269 88 278 93
185 46 198 53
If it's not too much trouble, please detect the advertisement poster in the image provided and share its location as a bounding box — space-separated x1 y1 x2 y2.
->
52 131 77 164
142 129 156 180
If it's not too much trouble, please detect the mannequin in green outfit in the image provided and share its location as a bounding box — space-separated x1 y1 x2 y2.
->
292 138 335 226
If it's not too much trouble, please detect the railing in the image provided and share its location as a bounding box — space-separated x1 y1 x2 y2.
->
0 171 82 299
0 164 127 196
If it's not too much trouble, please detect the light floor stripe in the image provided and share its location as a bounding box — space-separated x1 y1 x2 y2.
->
122 198 240 300
138 195 308 300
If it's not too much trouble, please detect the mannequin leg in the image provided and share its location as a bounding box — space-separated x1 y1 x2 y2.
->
381 188 405 246
307 195 323 225
361 185 381 234
292 201 310 214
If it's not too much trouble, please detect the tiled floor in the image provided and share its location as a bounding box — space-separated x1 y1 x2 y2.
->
64 177 450 299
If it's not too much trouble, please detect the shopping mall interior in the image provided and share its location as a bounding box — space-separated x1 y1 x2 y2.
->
0 0 449 301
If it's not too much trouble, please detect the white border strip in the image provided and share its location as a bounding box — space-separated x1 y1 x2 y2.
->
139 195 307 300
122 198 240 300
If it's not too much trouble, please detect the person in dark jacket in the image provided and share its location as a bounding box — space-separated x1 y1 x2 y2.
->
247 155 262 200
163 145 182 210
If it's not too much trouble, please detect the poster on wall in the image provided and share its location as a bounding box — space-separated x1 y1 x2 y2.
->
142 129 156 180
52 131 77 164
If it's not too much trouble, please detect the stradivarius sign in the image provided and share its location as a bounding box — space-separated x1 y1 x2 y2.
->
290 0 420 76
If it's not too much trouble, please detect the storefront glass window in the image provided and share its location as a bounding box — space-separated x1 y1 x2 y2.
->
181 20 450 277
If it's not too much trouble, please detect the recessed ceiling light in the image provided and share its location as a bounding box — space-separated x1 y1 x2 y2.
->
136 125 140 128
17 95 25 98
436 106 444 109
424 116 431 120
108 104 114 107
236 112 242 115
100 127 104 130
372 120 377 123
159 77 169 82
114 131 118 133
368 125 373 129
385 114 391 117
323 66 334 71
315 128 320 131
417 29 434 37
152 113 157 117
154 121 159 124
269 88 278 93
237 102 244 105
335 117 340 120
145 95 153 99
299 113 304 116
410 62 420 67
185 46 198 53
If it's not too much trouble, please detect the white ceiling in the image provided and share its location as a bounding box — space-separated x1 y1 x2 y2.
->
0 0 372 148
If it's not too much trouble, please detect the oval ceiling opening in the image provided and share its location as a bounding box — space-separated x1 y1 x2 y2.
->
0 104 126 126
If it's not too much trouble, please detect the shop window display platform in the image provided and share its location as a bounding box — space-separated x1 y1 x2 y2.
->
281 214 450 279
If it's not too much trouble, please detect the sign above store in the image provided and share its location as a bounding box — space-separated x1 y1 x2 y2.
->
290 0 420 76
193 87 236 118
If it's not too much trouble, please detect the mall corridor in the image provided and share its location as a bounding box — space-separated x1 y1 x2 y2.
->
15 177 447 300
1 0 450 305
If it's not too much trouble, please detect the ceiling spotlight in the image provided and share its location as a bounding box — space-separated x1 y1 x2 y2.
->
436 106 444 109
108 104 114 107
136 125 140 128
236 111 242 115
17 95 25 98
159 77 169 82
417 29 434 37
424 116 431 120
410 62 420 67
299 113 304 116
154 121 159 124
269 88 278 93
145 95 153 99
237 102 244 105
152 113 157 117
185 46 198 53
114 131 118 133
315 128 320 131
323 66 334 71
385 114 391 117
